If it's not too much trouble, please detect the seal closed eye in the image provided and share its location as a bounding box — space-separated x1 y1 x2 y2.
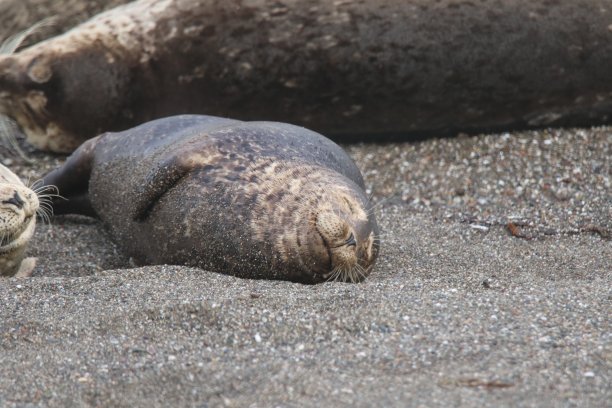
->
42 115 380 283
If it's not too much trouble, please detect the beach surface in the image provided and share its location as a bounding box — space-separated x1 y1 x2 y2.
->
0 128 610 407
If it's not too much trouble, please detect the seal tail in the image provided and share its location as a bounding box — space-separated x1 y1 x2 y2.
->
41 136 100 218
0 17 56 161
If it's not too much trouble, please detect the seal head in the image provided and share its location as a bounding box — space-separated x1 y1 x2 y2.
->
245 161 379 283
311 189 379 282
0 164 39 277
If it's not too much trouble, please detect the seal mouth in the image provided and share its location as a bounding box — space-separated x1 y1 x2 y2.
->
320 243 369 283
314 218 370 283
322 261 368 283
0 214 34 252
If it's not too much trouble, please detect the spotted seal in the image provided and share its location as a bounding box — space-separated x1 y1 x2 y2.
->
0 163 39 277
3 0 612 154
42 115 379 283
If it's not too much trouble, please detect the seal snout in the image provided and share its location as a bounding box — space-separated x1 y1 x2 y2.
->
0 182 40 223
313 209 377 283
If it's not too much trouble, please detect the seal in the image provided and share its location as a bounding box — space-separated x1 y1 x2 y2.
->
43 115 380 283
2 0 612 153
0 163 39 277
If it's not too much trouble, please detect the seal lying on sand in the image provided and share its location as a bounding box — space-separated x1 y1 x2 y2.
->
0 163 39 277
43 115 380 283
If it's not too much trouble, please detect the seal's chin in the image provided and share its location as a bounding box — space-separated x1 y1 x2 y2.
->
321 246 371 283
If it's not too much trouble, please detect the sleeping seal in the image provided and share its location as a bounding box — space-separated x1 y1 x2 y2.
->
0 163 39 277
42 115 379 283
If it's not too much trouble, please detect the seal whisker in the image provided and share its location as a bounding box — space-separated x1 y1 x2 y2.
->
37 208 51 225
35 191 64 200
352 266 362 283
355 264 368 281
336 267 344 282
36 202 53 221
33 183 63 225
344 267 353 283
29 179 43 190
371 232 395 242
366 192 400 216
0 117 33 163
326 266 340 283
338 266 348 283
0 17 57 55
349 266 357 283
30 182 64 200
0 232 12 247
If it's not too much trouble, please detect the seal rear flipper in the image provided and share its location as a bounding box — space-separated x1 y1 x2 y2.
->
42 136 100 216
50 193 96 217
132 156 194 222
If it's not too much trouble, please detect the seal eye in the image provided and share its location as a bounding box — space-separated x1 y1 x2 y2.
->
345 232 356 247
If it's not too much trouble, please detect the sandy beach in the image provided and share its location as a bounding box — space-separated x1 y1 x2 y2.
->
0 127 609 407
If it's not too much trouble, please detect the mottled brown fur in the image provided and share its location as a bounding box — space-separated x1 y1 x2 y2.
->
43 115 379 283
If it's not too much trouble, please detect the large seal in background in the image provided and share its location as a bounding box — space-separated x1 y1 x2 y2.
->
0 163 39 277
42 115 380 283
2 0 612 152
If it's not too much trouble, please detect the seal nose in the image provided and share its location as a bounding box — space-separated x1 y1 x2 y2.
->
3 192 24 209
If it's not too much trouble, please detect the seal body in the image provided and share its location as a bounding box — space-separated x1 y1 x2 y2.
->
44 115 379 283
0 164 38 277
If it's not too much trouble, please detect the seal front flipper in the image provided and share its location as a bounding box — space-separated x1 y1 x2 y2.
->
42 136 101 217
131 155 194 222
14 257 36 278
